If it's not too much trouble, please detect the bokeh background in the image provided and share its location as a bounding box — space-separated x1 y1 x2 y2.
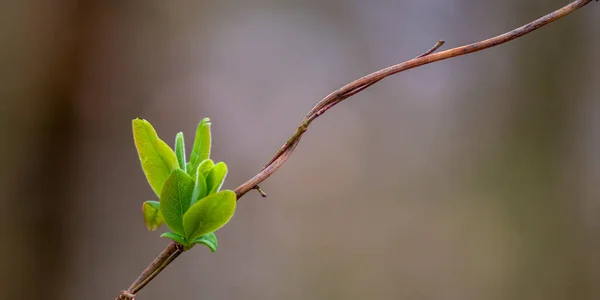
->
1 0 599 299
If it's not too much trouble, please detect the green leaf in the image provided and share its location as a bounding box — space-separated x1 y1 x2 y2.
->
192 232 218 252
188 118 211 177
192 159 214 182
206 162 228 194
191 172 207 207
160 231 188 246
183 190 236 241
160 169 195 236
142 201 164 231
132 119 179 196
175 132 186 172
198 159 214 177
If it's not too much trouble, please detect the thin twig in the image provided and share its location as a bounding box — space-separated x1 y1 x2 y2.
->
116 1 594 298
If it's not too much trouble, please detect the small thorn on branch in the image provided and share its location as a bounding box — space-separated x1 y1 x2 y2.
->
255 185 267 197
416 40 445 58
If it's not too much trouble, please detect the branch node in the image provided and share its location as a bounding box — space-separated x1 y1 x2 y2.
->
118 290 135 300
300 120 309 132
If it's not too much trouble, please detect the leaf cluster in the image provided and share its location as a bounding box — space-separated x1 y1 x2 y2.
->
133 118 235 251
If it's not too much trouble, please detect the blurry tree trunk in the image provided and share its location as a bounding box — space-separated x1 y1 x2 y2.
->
0 1 90 299
476 1 587 299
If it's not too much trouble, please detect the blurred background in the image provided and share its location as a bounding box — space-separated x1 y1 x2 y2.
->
1 0 599 299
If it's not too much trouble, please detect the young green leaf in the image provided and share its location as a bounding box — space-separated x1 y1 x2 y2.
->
132 119 179 196
206 162 228 194
192 159 214 182
198 159 214 176
188 118 211 176
142 201 164 231
192 232 218 252
160 169 195 236
183 190 236 241
191 172 207 206
160 231 188 246
175 132 186 172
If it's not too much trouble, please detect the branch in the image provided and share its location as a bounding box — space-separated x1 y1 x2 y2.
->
117 0 594 298
117 243 183 299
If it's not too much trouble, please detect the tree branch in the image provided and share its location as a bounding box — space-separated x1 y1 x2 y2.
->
117 243 183 299
117 0 594 298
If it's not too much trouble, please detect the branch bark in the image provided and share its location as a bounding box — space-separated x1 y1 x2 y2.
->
117 0 595 298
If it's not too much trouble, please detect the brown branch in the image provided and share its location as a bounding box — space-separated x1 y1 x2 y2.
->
117 243 183 299
117 0 594 298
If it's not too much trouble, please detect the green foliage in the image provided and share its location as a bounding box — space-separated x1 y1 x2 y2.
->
132 119 180 196
133 118 235 251
160 231 186 245
142 201 163 231
191 172 208 206
188 118 211 177
206 162 228 194
159 169 195 236
192 159 214 182
183 190 236 242
175 132 186 172
198 159 214 177
193 232 218 252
